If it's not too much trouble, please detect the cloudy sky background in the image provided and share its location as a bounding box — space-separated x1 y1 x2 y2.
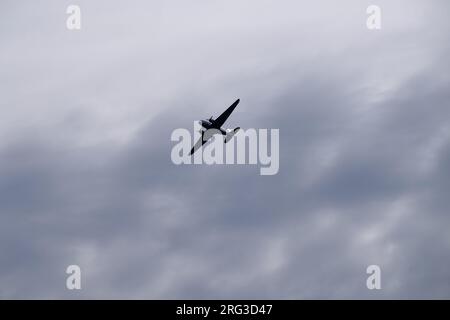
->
1 0 449 298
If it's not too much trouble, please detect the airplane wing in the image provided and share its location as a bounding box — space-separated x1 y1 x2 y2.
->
213 99 240 128
189 132 209 155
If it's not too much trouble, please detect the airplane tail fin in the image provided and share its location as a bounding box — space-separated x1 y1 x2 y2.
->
224 127 240 143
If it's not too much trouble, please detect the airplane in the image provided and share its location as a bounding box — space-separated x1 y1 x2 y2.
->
189 98 241 155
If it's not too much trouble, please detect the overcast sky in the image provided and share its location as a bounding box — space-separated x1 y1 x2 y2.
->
1 0 450 298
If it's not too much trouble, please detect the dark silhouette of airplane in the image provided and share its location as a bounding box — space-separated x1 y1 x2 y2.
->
189 99 241 155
